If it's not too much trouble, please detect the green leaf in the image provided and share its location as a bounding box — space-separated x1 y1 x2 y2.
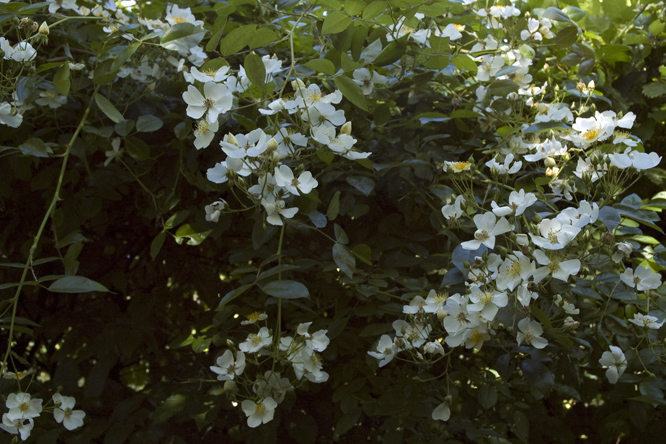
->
154 394 186 424
124 137 150 161
334 224 349 244
136 115 163 133
346 176 375 196
487 79 519 97
334 407 361 438
150 231 166 260
48 276 109 293
553 26 578 47
373 40 406 66
114 119 135 137
340 52 361 72
110 42 141 73
352 244 372 265
522 121 571 133
304 59 336 75
218 283 254 308
206 14 227 52
327 190 341 220
19 138 52 158
478 385 497 409
333 76 368 111
562 6 586 22
256 264 301 281
649 20 665 36
333 243 355 278
174 224 212 245
244 53 266 89
642 82 666 98
53 63 70 96
249 27 278 49
362 0 386 19
322 11 353 35
95 93 124 124
450 109 482 118
261 280 309 299
544 7 571 22
451 54 477 73
160 23 202 46
598 206 621 231
219 24 256 56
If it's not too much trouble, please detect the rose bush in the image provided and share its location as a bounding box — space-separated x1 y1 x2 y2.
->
1 0 666 442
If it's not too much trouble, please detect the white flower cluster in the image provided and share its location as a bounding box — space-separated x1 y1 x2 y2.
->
368 2 665 423
211 315 329 428
202 74 372 225
0 390 85 441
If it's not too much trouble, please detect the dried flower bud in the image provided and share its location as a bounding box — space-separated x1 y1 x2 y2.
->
19 17 31 29
602 231 615 245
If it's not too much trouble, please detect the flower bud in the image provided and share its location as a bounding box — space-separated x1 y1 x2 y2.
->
39 22 49 35
544 157 556 168
601 231 615 245
519 44 535 59
223 380 236 392
267 137 278 152
516 233 529 247
587 80 595 90
341 121 352 135
226 133 238 146
437 308 447 321
291 79 305 90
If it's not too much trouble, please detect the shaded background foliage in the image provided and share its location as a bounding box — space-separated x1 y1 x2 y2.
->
1 0 666 443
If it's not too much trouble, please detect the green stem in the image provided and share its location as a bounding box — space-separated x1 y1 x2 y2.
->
2 85 99 367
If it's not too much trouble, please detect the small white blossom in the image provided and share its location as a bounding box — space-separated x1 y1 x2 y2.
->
52 394 85 431
461 212 512 250
620 266 662 291
210 350 246 381
241 397 277 428
516 318 548 349
629 313 664 329
599 346 627 384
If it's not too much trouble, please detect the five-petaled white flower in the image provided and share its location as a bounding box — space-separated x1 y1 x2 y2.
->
461 212 512 250
628 313 664 329
182 83 233 122
210 350 246 381
620 266 662 291
241 397 277 428
5 393 42 421
274 165 318 195
0 414 34 441
516 318 548 349
599 346 627 384
239 327 273 353
52 394 85 431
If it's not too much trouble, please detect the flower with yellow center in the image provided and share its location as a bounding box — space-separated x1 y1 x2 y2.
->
241 397 278 428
